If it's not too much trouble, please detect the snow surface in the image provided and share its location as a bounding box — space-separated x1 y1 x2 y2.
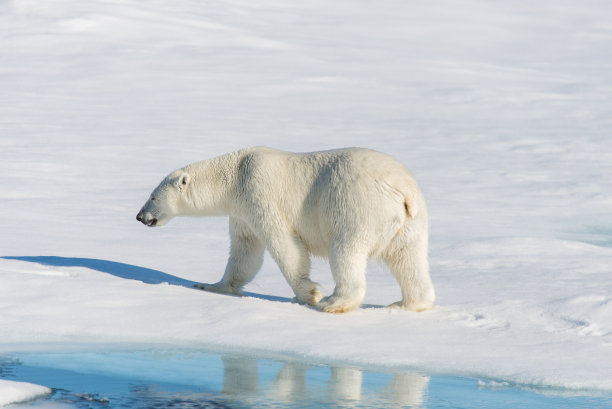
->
1 0 612 393
0 379 51 407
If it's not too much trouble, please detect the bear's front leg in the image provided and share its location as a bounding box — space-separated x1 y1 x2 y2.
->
266 233 322 306
194 218 265 296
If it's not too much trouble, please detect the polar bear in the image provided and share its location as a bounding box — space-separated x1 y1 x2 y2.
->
136 147 435 313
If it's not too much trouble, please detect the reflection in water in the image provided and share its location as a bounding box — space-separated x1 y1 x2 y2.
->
0 350 429 408
222 356 259 399
270 361 308 402
329 367 363 402
388 373 430 408
2 351 609 409
220 355 429 408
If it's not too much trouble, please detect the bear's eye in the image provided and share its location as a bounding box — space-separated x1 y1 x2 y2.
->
150 196 155 201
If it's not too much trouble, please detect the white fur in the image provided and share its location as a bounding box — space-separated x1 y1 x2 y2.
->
137 147 435 313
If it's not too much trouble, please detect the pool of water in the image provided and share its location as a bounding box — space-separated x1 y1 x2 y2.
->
1 348 610 408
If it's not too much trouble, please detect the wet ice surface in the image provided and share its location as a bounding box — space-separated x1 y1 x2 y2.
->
1 349 611 409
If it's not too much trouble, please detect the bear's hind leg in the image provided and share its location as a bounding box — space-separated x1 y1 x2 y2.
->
195 218 265 296
318 242 367 313
384 235 435 312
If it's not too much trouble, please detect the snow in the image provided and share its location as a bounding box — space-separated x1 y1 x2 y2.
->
0 379 51 407
1 0 612 394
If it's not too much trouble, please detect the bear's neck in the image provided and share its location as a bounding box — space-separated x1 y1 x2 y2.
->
184 151 241 216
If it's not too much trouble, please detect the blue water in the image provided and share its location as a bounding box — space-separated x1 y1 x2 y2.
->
1 349 611 409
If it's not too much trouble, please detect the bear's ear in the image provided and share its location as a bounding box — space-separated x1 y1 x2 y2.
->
178 173 191 191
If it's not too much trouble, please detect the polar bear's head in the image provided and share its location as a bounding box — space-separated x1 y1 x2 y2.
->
136 170 191 227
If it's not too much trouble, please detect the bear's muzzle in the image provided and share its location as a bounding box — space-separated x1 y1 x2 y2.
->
136 211 158 227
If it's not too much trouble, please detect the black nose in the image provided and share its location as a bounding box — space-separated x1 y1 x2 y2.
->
136 213 143 222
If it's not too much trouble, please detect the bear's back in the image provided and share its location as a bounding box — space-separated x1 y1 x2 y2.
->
236 147 416 200
241 146 410 179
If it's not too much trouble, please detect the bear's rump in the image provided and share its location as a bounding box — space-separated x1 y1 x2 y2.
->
289 184 407 258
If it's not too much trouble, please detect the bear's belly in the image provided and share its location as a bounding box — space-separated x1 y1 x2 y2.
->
301 234 330 257
294 213 330 258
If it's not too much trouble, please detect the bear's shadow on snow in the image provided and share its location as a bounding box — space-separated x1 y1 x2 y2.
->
1 256 292 304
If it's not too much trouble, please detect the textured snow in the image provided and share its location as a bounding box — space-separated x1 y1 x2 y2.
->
1 0 611 392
